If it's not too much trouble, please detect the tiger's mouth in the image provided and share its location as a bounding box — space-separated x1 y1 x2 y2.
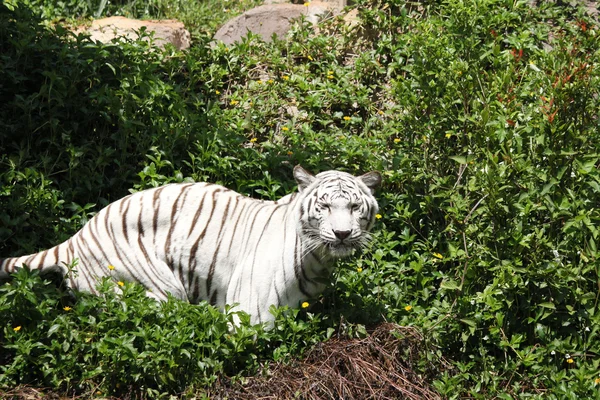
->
326 241 357 258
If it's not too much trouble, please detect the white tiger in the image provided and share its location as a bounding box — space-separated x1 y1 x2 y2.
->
0 165 381 325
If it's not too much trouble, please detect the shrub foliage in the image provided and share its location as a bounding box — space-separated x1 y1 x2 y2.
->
1 0 599 398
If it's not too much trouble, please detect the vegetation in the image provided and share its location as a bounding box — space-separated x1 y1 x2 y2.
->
1 0 599 397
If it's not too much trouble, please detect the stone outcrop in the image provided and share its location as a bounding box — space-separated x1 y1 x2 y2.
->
213 1 339 45
76 17 191 50
264 0 346 7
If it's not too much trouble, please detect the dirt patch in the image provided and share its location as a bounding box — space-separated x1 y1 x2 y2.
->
211 323 443 399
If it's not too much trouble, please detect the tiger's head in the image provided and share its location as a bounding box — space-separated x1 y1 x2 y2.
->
294 165 382 258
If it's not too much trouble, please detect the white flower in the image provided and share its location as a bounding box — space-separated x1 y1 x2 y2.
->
551 350 556 355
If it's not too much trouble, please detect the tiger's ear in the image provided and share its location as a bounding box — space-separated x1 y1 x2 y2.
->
359 171 382 194
293 165 316 192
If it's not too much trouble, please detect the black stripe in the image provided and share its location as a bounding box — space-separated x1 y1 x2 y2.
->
206 197 232 298
23 254 36 268
107 220 169 297
164 185 192 269
89 208 134 279
135 236 168 298
247 205 281 281
192 276 200 302
222 198 248 295
236 203 266 300
232 203 265 300
121 196 132 244
53 245 60 265
151 186 169 252
38 249 48 268
188 186 210 237
274 281 282 308
183 191 208 284
66 241 76 286
71 236 98 292
132 196 172 297
224 197 243 259
137 196 145 236
209 289 218 306
152 186 168 237
188 189 222 292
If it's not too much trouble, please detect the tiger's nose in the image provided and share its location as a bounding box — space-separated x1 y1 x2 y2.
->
333 229 352 241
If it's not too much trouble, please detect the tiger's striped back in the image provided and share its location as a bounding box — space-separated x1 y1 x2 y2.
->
0 166 381 324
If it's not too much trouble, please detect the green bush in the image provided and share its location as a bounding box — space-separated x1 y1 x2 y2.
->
0 268 328 396
1 0 600 397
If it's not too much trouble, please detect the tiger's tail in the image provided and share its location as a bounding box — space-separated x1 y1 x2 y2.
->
0 240 75 281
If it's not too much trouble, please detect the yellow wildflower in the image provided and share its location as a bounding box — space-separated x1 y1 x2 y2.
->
250 138 258 143
378 110 384 115
230 99 239 106
282 126 289 131
287 151 293 156
308 55 314 61
433 252 443 259
257 80 263 84
108 265 115 271
304 2 311 6
343 116 351 121
394 138 401 143
63 306 72 311
357 267 363 273
117 281 124 287
268 79 274 84
405 305 413 311
375 214 382 219
13 326 21 332
445 133 452 139
595 377 600 385
566 358 574 364
282 75 290 80
301 301 309 308
215 90 220 95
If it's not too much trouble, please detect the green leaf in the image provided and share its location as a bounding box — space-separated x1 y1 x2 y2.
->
440 279 461 290
460 318 477 328
538 302 556 310
449 155 469 164
47 324 61 337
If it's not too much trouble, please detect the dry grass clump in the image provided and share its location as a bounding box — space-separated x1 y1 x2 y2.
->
212 323 442 399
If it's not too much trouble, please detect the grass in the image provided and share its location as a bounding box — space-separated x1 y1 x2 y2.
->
1 0 600 398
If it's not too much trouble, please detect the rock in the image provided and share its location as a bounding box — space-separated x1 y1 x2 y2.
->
213 2 338 45
76 16 191 50
264 0 346 7
342 8 360 28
